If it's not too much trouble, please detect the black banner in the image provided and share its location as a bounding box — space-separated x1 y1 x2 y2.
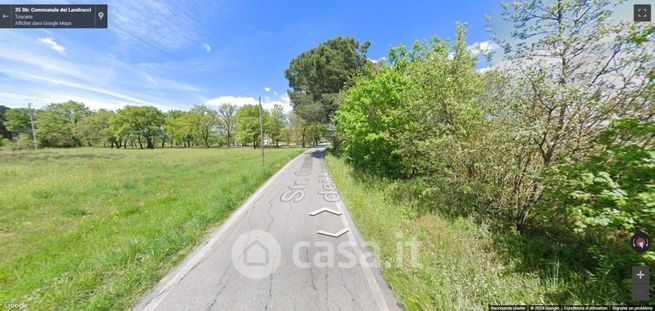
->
0 4 107 29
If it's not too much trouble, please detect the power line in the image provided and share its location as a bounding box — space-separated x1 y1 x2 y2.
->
111 24 178 59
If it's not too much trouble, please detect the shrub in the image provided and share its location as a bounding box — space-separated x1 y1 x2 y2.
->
540 117 655 275
334 69 406 176
11 133 36 150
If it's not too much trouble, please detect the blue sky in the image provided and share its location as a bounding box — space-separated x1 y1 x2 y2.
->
0 0 640 112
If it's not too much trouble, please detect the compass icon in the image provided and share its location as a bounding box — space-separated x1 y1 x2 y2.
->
631 231 651 253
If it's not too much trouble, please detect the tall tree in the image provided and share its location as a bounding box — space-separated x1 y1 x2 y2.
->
495 0 655 229
162 110 184 147
0 105 11 139
4 107 33 139
336 25 484 177
37 101 90 147
73 109 114 147
170 111 196 147
113 106 165 149
307 122 326 146
189 105 218 148
236 104 268 148
268 104 286 147
217 103 237 147
285 37 370 122
289 112 309 148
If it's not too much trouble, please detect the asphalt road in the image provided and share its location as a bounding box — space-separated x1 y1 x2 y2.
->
134 148 403 311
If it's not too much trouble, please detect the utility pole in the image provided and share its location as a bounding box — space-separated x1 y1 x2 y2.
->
27 102 37 149
258 96 265 168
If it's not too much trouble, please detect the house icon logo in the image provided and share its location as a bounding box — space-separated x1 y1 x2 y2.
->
231 230 281 279
244 240 270 266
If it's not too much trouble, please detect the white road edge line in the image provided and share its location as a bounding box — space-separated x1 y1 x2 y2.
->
139 150 308 311
335 201 390 311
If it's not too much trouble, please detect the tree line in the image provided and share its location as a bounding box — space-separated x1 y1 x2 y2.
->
0 102 328 150
284 0 654 300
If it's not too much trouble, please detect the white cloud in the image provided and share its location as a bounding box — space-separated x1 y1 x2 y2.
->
203 43 212 52
0 31 202 111
477 66 493 73
206 94 292 113
367 56 386 64
140 72 202 92
468 41 500 56
38 37 66 56
206 96 258 107
110 1 204 51
264 87 271 92
0 68 176 110
0 84 158 111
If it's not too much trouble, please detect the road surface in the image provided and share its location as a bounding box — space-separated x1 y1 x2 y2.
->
134 148 403 311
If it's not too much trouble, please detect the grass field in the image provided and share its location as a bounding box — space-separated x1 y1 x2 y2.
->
326 154 563 310
0 147 302 310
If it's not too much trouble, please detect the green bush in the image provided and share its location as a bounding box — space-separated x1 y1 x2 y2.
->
11 133 36 150
334 69 406 176
331 0 654 303
541 118 655 271
334 23 654 302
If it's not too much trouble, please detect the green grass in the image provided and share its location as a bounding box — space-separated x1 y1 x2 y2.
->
327 154 565 311
0 147 302 310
